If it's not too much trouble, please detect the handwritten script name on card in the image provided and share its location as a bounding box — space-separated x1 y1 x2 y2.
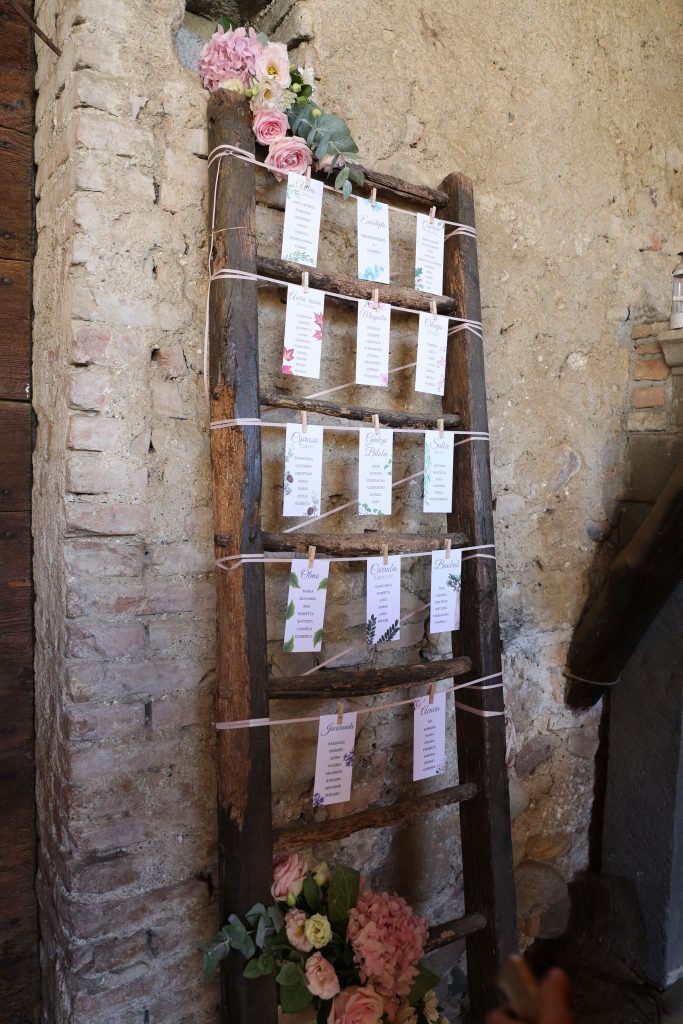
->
281 172 324 267
283 423 324 518
313 712 357 807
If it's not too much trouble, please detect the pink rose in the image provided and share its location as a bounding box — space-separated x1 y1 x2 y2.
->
305 953 340 1000
265 137 313 181
252 109 289 146
271 852 308 900
328 986 384 1024
285 908 313 952
255 41 291 87
198 26 262 92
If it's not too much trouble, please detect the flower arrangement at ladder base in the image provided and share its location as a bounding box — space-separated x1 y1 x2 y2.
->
201 853 449 1024
199 19 365 196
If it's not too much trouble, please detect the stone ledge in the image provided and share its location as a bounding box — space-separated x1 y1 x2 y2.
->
658 328 683 375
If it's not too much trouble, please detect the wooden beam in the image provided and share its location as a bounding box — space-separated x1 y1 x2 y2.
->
260 391 461 429
426 913 487 951
566 454 683 709
268 656 472 699
273 783 477 849
207 90 277 1024
254 255 457 315
255 530 468 557
0 402 31 511
440 172 517 1015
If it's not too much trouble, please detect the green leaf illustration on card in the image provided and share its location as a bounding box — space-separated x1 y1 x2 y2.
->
366 613 377 644
286 600 296 619
283 636 295 653
312 628 324 648
290 572 300 589
377 619 400 643
317 577 328 590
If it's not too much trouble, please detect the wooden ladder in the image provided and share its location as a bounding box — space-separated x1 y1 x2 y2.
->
206 91 516 1024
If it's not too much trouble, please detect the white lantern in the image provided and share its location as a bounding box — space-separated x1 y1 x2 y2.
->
672 252 683 330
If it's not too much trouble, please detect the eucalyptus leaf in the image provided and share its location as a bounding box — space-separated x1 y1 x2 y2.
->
255 914 269 949
245 902 267 927
256 32 269 45
226 915 256 959
342 180 353 198
268 904 285 933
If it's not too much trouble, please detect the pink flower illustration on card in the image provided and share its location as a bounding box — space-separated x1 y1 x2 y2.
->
313 312 324 341
282 345 295 375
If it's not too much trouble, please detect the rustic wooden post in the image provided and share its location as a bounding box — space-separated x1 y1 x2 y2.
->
207 90 277 1024
440 172 518 1015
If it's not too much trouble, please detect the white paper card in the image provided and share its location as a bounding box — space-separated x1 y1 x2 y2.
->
357 197 390 283
282 284 325 379
423 430 454 513
413 692 447 781
283 423 324 518
415 214 445 294
313 712 357 807
358 428 393 516
415 312 449 396
283 558 330 653
281 173 324 267
366 555 401 644
429 548 462 633
355 300 391 387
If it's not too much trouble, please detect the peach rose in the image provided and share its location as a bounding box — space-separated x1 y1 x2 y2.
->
305 952 340 1000
328 986 384 1024
265 137 313 181
285 908 313 952
271 852 308 901
252 109 289 146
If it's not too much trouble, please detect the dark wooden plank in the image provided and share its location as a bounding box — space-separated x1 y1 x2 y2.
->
0 127 33 262
0 512 31 633
566 454 683 708
0 68 33 134
353 165 448 208
255 255 457 315
426 913 487 951
268 656 472 699
0 401 31 511
251 530 468 557
207 90 277 1024
274 784 477 850
0 631 33 754
260 391 461 429
440 172 517 1015
0 258 31 399
0 4 33 70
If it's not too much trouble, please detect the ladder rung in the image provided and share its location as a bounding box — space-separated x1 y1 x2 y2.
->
260 391 461 430
256 256 457 316
356 166 449 209
426 913 487 951
268 656 472 700
273 783 477 850
258 531 468 557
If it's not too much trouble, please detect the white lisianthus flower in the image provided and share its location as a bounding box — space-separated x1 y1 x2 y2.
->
300 66 315 88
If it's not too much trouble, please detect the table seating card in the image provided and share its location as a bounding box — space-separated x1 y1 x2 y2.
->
282 284 325 379
414 213 445 295
366 555 401 644
429 548 462 633
283 558 330 653
423 430 455 513
358 427 393 516
313 711 357 807
355 300 391 387
413 692 447 780
415 311 449 396
281 172 324 267
282 422 324 518
357 197 390 283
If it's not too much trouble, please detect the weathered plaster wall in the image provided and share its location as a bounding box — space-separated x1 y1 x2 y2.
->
31 0 682 1020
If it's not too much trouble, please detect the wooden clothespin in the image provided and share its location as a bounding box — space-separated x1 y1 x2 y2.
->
429 682 436 705
302 271 309 293
305 165 312 181
372 287 379 310
381 543 389 566
370 187 377 207
437 418 444 439
336 702 344 725
372 413 380 435
429 206 436 225
307 545 316 568
430 298 437 320
445 537 452 560
300 410 307 433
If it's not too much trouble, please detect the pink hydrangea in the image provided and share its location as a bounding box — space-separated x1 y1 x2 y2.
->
198 26 262 92
265 137 313 180
347 891 428 999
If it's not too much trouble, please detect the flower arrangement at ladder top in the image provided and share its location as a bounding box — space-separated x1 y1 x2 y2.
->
201 853 449 1024
199 20 365 196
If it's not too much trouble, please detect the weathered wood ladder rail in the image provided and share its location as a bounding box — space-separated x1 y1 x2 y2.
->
207 90 516 1023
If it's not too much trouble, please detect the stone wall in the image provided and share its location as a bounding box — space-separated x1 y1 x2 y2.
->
31 0 682 1020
